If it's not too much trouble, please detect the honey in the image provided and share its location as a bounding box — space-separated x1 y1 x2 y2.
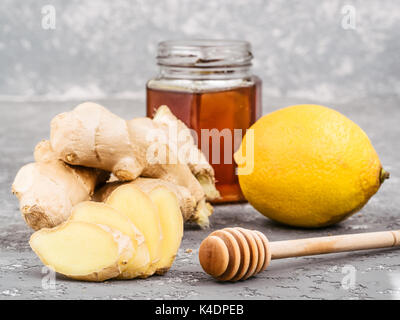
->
146 40 262 203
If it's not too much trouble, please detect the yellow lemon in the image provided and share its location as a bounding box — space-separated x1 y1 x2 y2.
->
234 104 389 228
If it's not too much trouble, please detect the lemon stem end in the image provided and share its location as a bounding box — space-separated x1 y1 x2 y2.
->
380 169 390 184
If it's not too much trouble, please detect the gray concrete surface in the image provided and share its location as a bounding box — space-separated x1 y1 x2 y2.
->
0 97 399 300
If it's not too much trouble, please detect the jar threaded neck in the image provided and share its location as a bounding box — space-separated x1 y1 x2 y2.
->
156 39 253 79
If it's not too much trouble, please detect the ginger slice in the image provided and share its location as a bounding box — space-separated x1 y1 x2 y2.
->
29 221 134 282
94 178 213 228
105 184 162 277
147 187 184 275
134 178 213 228
131 178 196 221
94 178 196 221
69 201 151 279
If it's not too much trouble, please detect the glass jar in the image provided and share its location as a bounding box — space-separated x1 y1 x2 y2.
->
146 40 262 203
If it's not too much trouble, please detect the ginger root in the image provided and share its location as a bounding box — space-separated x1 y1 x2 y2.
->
12 140 108 230
30 221 134 282
13 102 220 281
152 105 220 201
50 102 218 227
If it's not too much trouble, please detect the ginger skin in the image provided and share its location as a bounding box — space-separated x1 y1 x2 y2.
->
13 103 218 231
50 102 218 227
50 102 219 198
12 140 108 230
152 105 220 201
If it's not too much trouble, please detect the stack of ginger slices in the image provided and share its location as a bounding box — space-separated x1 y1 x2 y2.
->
30 184 183 281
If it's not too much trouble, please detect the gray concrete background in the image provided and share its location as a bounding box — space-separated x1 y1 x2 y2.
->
1 0 400 103
0 97 399 300
0 0 399 300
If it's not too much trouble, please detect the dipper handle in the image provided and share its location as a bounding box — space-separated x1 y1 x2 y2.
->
199 228 400 282
270 229 400 259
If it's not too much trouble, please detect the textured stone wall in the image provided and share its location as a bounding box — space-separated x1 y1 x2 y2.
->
1 0 399 103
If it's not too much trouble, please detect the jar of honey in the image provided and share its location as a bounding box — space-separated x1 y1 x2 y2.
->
146 40 262 203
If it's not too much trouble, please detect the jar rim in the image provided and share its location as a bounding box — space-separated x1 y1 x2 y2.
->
157 39 253 68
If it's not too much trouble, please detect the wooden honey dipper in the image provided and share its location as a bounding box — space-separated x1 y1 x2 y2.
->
199 227 400 282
